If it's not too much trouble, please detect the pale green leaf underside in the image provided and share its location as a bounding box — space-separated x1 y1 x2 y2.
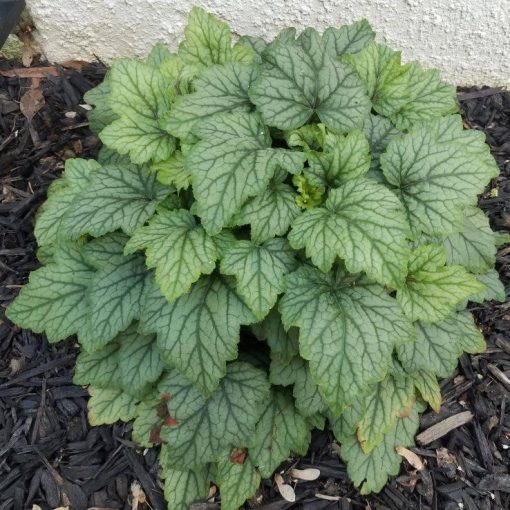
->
221 238 296 319
125 208 217 302
279 266 414 413
289 178 410 288
87 386 137 425
340 408 419 494
160 362 270 468
100 59 175 164
397 312 485 378
63 163 169 239
140 276 255 395
381 116 499 237
250 389 311 478
250 39 371 131
188 111 305 234
397 244 485 323
216 452 261 510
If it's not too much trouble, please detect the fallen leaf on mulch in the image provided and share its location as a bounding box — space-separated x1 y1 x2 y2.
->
396 446 424 470
289 467 320 480
20 87 45 121
275 473 295 502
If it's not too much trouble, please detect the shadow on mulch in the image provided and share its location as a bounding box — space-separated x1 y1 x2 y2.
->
0 58 509 510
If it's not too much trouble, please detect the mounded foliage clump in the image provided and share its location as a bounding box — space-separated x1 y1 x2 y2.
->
7 7 507 509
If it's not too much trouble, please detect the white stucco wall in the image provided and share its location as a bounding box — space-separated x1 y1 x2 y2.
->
27 0 509 86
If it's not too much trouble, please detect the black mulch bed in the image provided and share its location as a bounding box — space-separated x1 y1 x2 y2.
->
0 59 509 510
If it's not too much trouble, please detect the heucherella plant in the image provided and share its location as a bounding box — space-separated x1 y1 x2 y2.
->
7 7 507 508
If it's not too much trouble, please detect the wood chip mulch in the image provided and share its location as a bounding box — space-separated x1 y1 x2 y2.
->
0 59 509 510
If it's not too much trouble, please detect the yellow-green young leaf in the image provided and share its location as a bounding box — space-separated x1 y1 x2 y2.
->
251 307 300 365
357 368 415 453
84 76 118 134
288 178 410 288
132 401 163 447
162 466 210 510
161 362 270 468
340 407 419 494
125 209 218 302
216 450 261 510
441 207 499 274
87 386 138 425
34 159 100 246
152 151 192 191
381 116 499 237
250 389 311 478
146 42 173 67
469 269 506 303
6 243 95 342
140 276 256 396
390 62 458 131
63 163 169 240
100 59 176 164
285 124 326 152
178 7 232 68
220 238 296 320
249 30 371 131
164 62 258 140
159 54 197 95
279 265 414 413
79 240 150 352
345 43 410 119
188 111 305 234
233 171 301 244
397 312 485 378
322 19 375 57
306 129 371 188
397 244 485 323
346 42 457 130
412 371 442 412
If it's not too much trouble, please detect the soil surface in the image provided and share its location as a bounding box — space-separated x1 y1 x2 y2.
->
0 60 509 510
